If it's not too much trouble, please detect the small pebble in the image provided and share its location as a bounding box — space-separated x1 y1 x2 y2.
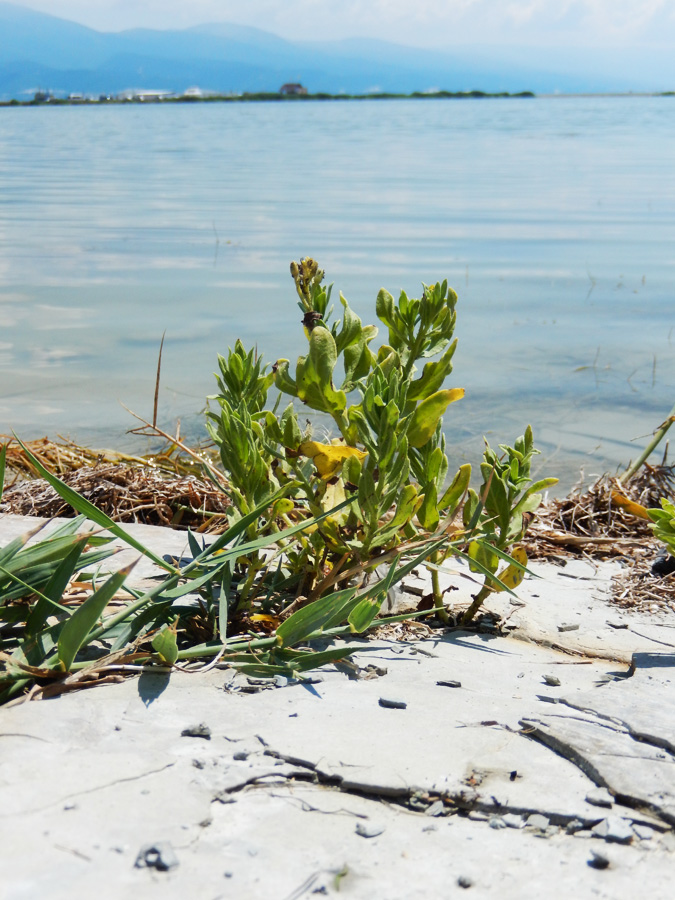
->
181 724 211 740
274 675 289 688
557 623 580 632
526 813 549 831
379 697 407 709
566 818 585 834
437 680 462 689
233 751 249 761
489 815 507 830
542 675 561 687
457 875 473 889
355 822 385 838
502 813 524 829
588 850 610 870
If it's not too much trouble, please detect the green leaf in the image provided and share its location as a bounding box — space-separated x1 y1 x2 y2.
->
13 437 176 574
417 484 439 532
348 597 381 632
406 389 464 448
276 587 359 647
439 464 471 514
152 619 179 666
57 561 137 672
406 341 457 403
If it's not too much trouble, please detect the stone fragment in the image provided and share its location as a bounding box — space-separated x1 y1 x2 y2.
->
542 675 561 687
437 680 462 689
502 813 524 829
468 810 489 821
379 697 407 709
181 723 211 740
233 751 249 761
565 818 585 834
425 800 446 817
585 787 613 808
457 875 474 889
355 822 385 838
557 623 580 632
488 815 507 830
632 824 654 841
525 813 549 831
134 842 179 871
591 817 634 844
274 675 289 688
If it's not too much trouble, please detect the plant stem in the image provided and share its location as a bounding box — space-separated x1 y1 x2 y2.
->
619 401 675 483
431 567 449 624
460 584 492 626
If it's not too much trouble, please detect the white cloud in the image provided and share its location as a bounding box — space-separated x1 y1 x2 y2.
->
11 0 675 46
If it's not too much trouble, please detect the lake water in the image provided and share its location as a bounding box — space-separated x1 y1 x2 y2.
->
0 97 674 492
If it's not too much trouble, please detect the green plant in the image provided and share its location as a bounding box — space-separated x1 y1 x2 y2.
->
0 440 447 703
208 258 555 623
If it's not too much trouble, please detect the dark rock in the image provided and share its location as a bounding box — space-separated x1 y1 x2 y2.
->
651 552 675 577
181 724 211 740
588 850 610 870
379 697 407 709
457 875 474 889
134 842 179 871
437 680 462 688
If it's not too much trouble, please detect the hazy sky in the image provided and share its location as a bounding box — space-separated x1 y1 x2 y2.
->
9 0 675 47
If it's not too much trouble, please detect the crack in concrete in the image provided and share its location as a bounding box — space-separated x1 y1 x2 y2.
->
17 762 176 816
254 747 644 833
520 718 675 828
555 697 675 757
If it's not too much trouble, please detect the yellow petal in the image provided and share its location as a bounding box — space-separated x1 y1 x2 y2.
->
610 491 650 520
299 441 367 479
492 546 528 592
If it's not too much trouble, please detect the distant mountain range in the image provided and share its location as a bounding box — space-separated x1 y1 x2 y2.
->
1 1 674 100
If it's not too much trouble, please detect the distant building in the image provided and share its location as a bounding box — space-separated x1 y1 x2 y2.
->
279 83 308 96
117 89 174 102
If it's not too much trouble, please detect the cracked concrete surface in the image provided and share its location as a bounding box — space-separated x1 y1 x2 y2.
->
2 515 675 898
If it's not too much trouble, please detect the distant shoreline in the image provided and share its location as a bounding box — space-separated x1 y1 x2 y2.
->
2 89 674 108
1 89 536 107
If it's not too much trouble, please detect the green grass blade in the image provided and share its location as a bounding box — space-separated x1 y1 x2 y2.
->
25 537 89 634
0 521 50 567
14 436 176 573
275 587 358 647
0 441 6 501
57 560 137 672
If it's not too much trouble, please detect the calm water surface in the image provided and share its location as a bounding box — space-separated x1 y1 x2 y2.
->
0 97 673 490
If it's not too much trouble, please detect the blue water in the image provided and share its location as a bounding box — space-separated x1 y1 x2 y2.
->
0 97 673 490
